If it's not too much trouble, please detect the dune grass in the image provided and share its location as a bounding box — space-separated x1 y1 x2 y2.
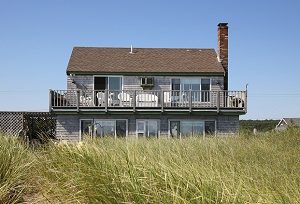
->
1 129 300 203
0 135 34 204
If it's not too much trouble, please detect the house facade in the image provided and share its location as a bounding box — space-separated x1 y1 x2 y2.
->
50 23 247 141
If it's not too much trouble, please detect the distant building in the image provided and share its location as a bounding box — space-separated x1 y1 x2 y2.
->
275 118 300 131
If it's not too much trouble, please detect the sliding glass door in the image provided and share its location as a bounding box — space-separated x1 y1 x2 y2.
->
170 78 211 104
169 120 216 138
80 119 127 139
94 76 122 90
94 76 122 105
181 120 204 137
95 120 115 137
181 78 201 103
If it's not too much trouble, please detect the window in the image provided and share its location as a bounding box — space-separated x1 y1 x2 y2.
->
136 120 159 138
94 76 122 90
109 77 122 90
80 120 93 139
80 119 127 139
201 79 210 102
141 77 154 86
205 121 216 135
116 120 127 137
94 76 122 105
171 78 211 103
181 120 204 137
137 121 146 137
170 121 180 138
171 79 180 91
169 120 216 138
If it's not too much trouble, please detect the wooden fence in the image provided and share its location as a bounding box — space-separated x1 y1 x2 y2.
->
0 112 56 143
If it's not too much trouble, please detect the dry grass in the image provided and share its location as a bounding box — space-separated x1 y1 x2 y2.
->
1 129 300 203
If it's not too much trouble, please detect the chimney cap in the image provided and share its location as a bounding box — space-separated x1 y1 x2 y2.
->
218 23 228 27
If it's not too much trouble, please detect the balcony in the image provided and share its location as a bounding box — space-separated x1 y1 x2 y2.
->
49 89 247 114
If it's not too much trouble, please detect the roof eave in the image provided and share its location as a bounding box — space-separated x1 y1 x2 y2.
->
66 71 225 76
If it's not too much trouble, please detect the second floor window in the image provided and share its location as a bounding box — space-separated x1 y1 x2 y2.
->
171 78 211 102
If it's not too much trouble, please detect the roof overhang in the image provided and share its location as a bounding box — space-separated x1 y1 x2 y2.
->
66 71 225 76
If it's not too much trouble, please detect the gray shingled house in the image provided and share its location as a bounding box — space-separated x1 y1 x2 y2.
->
49 23 247 141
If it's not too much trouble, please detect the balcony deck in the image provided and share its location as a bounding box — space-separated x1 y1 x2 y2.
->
49 90 247 114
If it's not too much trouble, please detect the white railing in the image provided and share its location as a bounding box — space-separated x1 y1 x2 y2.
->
49 89 247 111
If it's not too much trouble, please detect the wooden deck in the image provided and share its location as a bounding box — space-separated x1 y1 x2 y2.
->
49 89 247 114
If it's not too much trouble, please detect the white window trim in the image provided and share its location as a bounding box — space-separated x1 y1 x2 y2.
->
168 119 217 138
136 119 160 138
79 118 128 141
169 77 212 103
93 75 124 104
169 77 212 91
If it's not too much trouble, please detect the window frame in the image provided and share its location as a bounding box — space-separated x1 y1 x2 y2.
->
79 119 93 141
136 119 160 138
93 75 124 104
169 77 212 103
168 119 216 138
79 119 128 140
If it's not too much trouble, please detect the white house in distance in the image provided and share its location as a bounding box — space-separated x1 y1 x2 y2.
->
275 118 300 131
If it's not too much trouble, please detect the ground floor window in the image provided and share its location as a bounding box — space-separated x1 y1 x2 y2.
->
80 120 93 139
136 120 160 138
204 121 216 135
169 120 216 138
80 119 127 139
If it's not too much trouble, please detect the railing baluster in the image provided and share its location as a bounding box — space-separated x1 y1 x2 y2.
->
217 91 220 112
76 90 80 112
105 89 108 112
161 90 164 112
189 90 192 112
133 90 136 112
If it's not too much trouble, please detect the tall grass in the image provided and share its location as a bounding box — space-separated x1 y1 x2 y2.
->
0 135 33 203
1 130 300 203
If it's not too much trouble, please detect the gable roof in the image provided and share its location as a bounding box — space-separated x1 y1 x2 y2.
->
276 118 300 128
66 47 225 75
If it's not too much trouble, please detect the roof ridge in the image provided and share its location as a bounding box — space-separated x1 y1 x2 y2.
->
73 46 215 50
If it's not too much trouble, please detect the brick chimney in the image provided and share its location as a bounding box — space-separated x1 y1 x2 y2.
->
218 23 228 90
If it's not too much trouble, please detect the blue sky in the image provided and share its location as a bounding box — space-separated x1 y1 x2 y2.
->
0 0 299 119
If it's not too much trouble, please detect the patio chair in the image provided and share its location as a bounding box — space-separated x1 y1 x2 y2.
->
118 92 132 107
80 96 86 106
136 93 158 107
163 91 171 107
96 92 105 106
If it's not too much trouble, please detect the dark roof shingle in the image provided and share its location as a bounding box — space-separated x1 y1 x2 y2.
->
67 47 225 74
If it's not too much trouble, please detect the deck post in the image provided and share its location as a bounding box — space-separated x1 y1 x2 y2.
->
161 90 164 112
76 89 80 112
133 90 136 112
105 89 108 112
189 90 192 112
49 89 52 112
217 91 220 113
245 85 248 113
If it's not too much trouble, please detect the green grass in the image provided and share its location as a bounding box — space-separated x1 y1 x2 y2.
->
1 130 300 203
